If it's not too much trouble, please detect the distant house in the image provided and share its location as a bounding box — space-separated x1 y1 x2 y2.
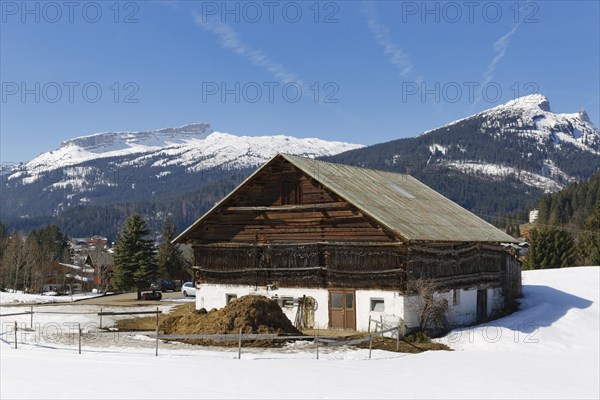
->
43 261 94 293
529 209 539 224
174 154 521 332
84 252 114 292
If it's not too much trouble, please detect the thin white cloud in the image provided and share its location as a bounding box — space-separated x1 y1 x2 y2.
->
481 24 520 87
192 13 361 127
362 1 419 81
469 23 520 111
193 15 301 85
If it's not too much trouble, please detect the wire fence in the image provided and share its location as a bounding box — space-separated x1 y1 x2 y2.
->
1 306 405 360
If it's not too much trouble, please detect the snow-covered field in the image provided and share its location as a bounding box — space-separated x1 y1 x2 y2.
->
0 291 103 305
1 267 598 399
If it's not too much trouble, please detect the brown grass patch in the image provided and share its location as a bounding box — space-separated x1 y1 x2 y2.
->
354 336 452 353
116 302 195 331
116 297 451 353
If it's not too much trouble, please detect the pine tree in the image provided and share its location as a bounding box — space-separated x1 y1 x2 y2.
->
156 216 187 279
113 213 157 299
0 222 7 287
583 200 600 265
523 227 576 270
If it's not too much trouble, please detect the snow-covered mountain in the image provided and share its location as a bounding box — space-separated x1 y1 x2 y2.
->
8 123 362 187
413 94 597 186
422 94 598 151
326 94 600 217
2 94 598 237
0 125 362 226
426 94 599 192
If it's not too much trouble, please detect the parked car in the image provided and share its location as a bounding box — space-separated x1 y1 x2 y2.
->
181 282 196 297
150 279 177 292
159 279 176 292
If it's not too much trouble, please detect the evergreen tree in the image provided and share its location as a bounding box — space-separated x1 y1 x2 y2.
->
506 223 521 238
113 213 157 299
28 225 70 263
523 227 576 270
0 222 7 287
580 200 600 265
156 216 187 279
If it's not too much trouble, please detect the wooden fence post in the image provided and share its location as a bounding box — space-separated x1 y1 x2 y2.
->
14 321 17 349
237 327 242 359
99 308 103 330
78 323 82 354
396 325 400 351
30 306 33 329
315 328 319 360
155 307 159 357
369 334 373 359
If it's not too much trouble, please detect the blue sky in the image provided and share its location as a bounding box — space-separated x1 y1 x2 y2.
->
1 0 599 162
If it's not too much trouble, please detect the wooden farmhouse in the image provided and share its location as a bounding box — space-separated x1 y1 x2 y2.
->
43 261 94 294
174 154 521 332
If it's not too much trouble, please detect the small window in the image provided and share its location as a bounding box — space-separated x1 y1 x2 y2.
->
370 299 385 312
281 297 295 308
226 294 237 305
330 292 343 309
346 293 354 309
281 181 301 205
453 289 460 306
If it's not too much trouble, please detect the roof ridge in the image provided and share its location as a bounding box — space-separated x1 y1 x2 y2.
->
279 153 411 177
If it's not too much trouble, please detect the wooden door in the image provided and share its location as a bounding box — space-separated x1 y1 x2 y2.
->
476 289 488 322
329 290 356 330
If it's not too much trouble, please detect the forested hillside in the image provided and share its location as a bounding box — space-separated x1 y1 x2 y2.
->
536 170 600 229
522 171 600 268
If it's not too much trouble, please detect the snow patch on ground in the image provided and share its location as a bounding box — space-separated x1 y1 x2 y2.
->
445 161 568 192
428 143 448 155
0 291 102 305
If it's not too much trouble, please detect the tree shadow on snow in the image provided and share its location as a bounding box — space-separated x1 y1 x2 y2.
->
505 284 595 332
445 284 595 339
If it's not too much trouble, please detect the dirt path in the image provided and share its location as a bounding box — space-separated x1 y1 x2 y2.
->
0 291 194 308
74 291 191 307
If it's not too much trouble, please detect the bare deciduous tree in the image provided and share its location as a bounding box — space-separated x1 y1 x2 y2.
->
406 278 450 334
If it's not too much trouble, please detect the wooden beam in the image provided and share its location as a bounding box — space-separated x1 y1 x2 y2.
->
226 202 349 212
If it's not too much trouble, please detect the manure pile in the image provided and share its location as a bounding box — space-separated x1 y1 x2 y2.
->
161 295 302 341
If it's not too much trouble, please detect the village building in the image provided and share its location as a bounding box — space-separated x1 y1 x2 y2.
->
43 261 94 294
174 154 521 332
84 251 114 293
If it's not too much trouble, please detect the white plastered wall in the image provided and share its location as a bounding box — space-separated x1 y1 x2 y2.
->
403 287 505 329
196 283 504 332
197 283 330 329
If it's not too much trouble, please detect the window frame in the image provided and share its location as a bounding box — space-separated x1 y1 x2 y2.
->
226 293 238 305
280 180 302 205
280 296 295 308
370 298 385 313
452 289 460 306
